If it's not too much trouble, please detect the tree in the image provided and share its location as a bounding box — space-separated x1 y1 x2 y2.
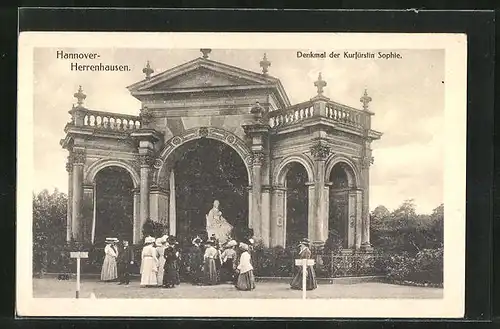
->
33 189 68 274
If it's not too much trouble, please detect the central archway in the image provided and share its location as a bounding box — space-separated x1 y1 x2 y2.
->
167 138 249 246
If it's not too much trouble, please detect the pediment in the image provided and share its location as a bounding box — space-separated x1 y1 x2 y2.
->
148 67 262 91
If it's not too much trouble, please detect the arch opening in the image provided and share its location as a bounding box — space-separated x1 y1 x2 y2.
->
166 138 249 246
94 166 134 246
285 162 309 248
327 163 352 249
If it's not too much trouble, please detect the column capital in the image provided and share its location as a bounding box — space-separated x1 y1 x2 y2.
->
251 151 266 166
310 139 331 160
360 155 374 169
138 153 155 168
66 161 73 173
71 148 86 165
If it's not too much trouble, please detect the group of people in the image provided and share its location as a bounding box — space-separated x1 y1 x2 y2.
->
99 234 258 291
100 234 317 292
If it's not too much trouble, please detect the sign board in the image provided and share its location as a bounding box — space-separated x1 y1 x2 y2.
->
70 251 89 299
295 259 315 266
70 252 89 258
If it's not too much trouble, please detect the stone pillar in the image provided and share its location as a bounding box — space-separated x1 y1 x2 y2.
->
347 190 357 248
360 153 373 251
261 185 271 247
150 185 169 226
306 183 315 242
251 153 264 239
71 148 85 242
65 160 73 242
133 189 141 244
169 170 176 236
310 140 330 244
355 189 363 249
247 187 253 230
82 185 94 243
139 154 153 236
270 186 286 246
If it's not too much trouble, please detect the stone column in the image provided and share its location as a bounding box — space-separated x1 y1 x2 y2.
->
347 190 357 248
306 183 316 242
251 153 264 239
71 149 85 242
355 189 363 249
82 185 94 243
65 160 73 242
133 188 141 244
139 154 153 236
261 185 271 247
247 186 253 230
310 140 330 244
169 170 176 236
270 186 286 247
360 152 373 251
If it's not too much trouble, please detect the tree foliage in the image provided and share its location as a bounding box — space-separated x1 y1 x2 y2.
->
33 189 68 274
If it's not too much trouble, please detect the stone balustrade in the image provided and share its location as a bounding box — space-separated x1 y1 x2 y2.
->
325 102 367 130
75 109 142 131
269 100 370 130
269 102 315 128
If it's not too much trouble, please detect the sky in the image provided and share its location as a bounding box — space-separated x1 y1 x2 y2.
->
32 48 444 214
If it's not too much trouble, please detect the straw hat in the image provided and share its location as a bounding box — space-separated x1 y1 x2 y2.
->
239 242 249 251
299 238 310 247
105 237 118 244
192 236 202 245
226 240 237 248
155 238 163 247
144 236 155 244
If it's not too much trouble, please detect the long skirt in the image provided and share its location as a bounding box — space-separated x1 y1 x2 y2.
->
157 256 166 286
235 270 256 291
220 259 235 283
290 266 317 290
163 262 178 287
140 258 158 286
204 258 218 285
100 255 118 281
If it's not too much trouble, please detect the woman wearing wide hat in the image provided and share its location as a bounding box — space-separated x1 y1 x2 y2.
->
290 238 318 291
140 236 159 287
155 236 167 287
220 240 237 283
100 237 119 282
235 242 256 291
162 241 179 288
203 239 219 285
187 236 204 285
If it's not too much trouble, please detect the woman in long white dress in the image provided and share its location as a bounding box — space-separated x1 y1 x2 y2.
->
140 236 159 287
155 237 167 287
100 238 119 282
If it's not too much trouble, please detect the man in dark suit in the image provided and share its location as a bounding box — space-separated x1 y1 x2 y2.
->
117 240 134 285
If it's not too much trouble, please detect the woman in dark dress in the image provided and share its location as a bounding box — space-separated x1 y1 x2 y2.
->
203 240 218 285
220 240 237 283
290 238 318 291
163 243 179 288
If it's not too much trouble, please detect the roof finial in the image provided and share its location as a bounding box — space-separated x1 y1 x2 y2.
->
200 48 212 59
314 72 327 95
73 85 86 107
360 88 372 110
260 53 271 75
142 61 154 79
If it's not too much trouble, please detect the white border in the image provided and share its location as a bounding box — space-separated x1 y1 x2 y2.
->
17 32 466 318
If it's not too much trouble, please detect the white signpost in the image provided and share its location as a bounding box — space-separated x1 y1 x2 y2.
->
70 251 89 299
295 258 315 299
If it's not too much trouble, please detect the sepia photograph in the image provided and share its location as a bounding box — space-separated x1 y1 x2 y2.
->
17 32 466 318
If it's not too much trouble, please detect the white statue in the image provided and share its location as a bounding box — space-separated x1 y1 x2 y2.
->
206 200 232 244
